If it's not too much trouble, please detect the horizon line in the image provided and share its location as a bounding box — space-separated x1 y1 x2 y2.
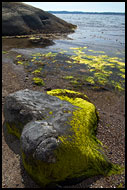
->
48 10 125 14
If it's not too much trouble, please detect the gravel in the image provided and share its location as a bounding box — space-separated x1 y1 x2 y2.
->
2 52 125 188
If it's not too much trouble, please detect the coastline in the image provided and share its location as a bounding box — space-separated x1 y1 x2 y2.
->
2 41 125 188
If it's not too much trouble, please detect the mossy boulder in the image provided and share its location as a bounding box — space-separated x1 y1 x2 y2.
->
4 89 118 187
2 2 76 36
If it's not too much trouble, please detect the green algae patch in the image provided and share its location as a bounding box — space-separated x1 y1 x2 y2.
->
32 77 45 86
5 122 22 139
32 68 42 75
2 50 8 54
63 76 74 80
21 89 123 187
67 46 125 91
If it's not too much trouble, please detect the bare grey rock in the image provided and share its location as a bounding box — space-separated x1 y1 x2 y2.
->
21 120 59 163
3 89 77 137
2 2 77 36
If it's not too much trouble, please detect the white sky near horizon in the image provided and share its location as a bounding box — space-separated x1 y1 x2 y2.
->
24 2 125 13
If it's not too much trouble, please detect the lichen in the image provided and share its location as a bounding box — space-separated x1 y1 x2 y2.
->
21 89 123 187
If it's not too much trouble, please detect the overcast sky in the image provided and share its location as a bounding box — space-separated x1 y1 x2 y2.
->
24 2 125 12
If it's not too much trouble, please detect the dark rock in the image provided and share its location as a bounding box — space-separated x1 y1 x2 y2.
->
21 120 59 163
3 89 76 138
2 2 77 36
29 37 55 46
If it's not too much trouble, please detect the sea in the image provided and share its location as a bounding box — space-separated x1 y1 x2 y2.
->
6 13 125 60
48 13 125 59
2 13 125 91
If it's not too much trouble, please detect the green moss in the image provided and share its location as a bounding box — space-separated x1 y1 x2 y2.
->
5 122 22 139
117 182 124 188
66 46 125 91
32 77 45 86
17 61 23 65
49 111 53 115
63 76 74 80
85 76 95 84
2 51 8 54
16 55 22 58
32 68 42 74
21 89 123 187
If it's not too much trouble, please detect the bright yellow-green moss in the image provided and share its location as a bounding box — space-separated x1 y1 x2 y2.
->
17 61 23 65
16 55 22 58
85 76 95 84
32 77 45 86
66 46 125 90
63 76 74 80
2 51 8 54
21 89 123 187
32 68 42 74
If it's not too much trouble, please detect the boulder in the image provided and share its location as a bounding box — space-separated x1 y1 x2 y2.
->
2 2 77 36
3 89 76 138
3 89 112 187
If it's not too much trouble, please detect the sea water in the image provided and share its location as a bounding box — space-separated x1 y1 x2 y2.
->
49 13 125 59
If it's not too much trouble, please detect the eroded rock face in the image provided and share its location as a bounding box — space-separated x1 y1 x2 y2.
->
3 89 112 187
2 2 77 36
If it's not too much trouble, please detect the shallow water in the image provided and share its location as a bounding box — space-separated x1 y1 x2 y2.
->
51 14 125 58
2 14 125 92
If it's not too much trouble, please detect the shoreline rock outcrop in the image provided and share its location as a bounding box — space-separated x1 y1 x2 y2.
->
2 2 77 36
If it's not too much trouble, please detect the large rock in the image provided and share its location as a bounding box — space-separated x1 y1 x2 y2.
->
3 89 112 187
2 2 77 36
3 89 76 138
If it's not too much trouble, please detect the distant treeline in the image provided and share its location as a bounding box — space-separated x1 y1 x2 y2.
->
48 11 125 15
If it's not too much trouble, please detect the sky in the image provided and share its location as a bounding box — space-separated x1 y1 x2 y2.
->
24 2 125 13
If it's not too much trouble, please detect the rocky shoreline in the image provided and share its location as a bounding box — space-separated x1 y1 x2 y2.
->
2 42 125 187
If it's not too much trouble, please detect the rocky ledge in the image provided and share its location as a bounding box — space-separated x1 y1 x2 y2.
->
2 2 77 36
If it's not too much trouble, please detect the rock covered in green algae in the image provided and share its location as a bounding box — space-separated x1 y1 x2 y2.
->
4 89 118 187
20 89 113 187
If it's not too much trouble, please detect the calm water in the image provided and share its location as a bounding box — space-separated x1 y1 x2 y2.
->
2 14 125 91
48 14 125 58
5 14 125 60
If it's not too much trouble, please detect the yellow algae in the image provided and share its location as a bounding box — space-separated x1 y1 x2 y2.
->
66 60 73 64
16 55 22 58
17 61 23 65
120 68 125 73
32 77 45 86
63 76 74 80
85 76 95 84
32 68 42 74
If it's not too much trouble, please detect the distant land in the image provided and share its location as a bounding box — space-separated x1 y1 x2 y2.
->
48 11 125 15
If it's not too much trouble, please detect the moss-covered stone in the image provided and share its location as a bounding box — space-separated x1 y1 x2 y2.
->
21 89 123 187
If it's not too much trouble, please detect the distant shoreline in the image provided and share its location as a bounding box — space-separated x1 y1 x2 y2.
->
48 11 125 15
